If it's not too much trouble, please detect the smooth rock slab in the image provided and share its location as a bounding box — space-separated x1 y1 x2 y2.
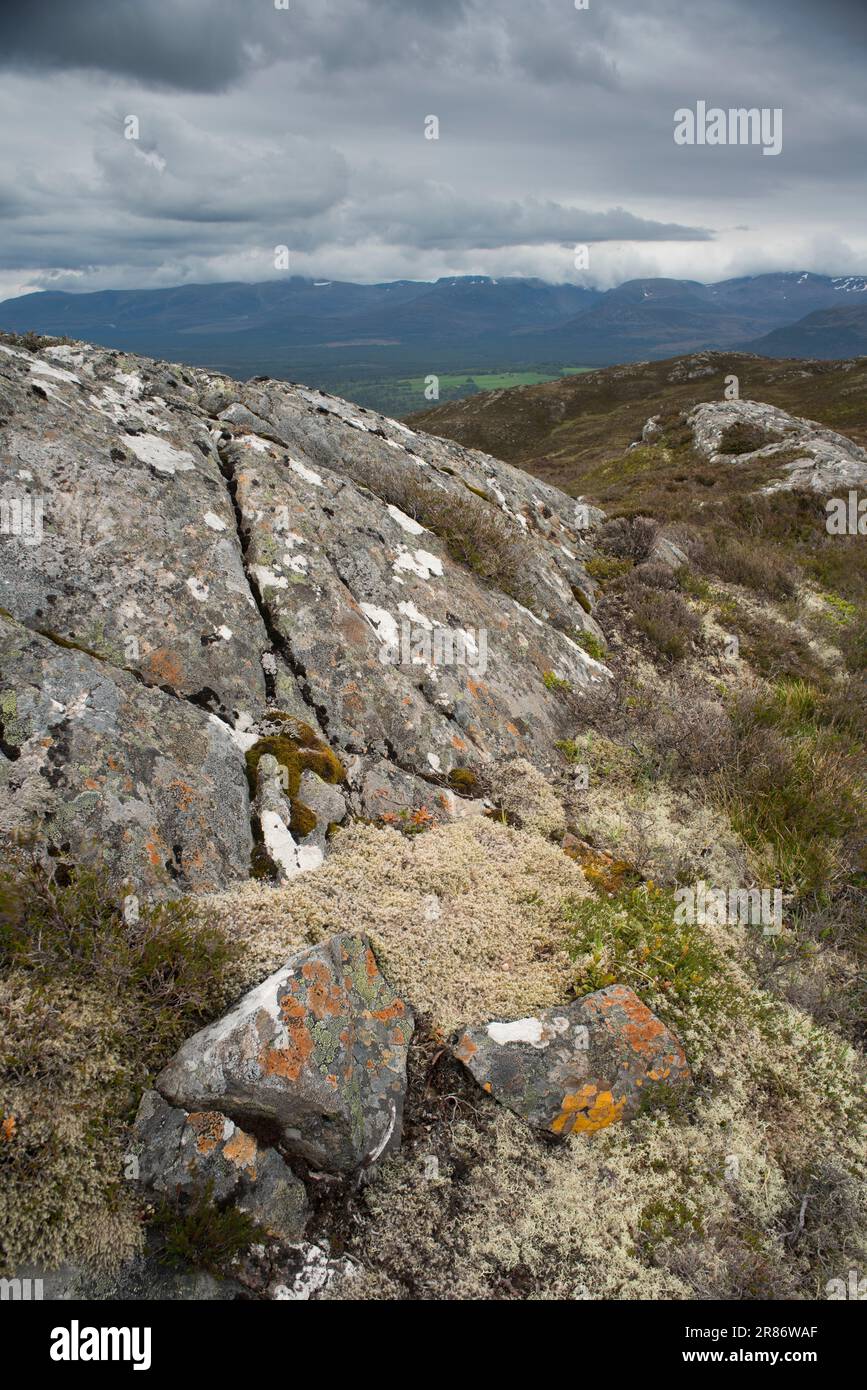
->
132 1090 308 1242
156 934 414 1173
454 984 690 1136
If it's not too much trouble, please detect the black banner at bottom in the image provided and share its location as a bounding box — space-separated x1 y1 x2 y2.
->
3 1295 860 1375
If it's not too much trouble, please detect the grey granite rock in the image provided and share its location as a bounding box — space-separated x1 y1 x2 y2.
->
156 934 414 1173
454 984 691 1136
132 1090 308 1243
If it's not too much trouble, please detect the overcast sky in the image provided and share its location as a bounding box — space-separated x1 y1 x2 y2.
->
0 0 865 299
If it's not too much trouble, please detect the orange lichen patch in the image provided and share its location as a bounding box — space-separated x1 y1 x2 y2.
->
551 1085 625 1135
341 690 366 721
144 837 164 868
168 778 197 811
223 1128 258 1176
260 998 315 1080
187 1111 225 1156
506 722 520 737
369 999 406 1025
612 991 668 1057
454 1034 478 1065
451 734 468 752
144 648 185 688
302 960 345 1019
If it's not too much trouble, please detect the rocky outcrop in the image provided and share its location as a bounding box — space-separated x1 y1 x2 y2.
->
0 335 608 894
132 1091 308 1243
454 985 690 1135
155 934 414 1173
686 398 867 494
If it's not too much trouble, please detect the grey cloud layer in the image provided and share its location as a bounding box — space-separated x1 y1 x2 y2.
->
0 0 864 292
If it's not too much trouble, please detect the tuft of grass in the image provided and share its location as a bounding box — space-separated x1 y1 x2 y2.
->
543 670 572 693
151 1179 266 1278
696 535 798 599
561 883 742 1036
716 688 865 896
584 554 633 584
0 855 236 1056
676 568 713 603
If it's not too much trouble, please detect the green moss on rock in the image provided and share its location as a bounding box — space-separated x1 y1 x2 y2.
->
448 767 478 793
244 716 345 802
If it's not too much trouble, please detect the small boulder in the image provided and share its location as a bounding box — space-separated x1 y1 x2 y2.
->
650 535 689 569
454 984 689 1135
156 934 414 1173
132 1090 308 1242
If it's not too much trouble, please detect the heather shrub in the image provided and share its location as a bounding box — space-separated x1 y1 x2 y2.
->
716 421 784 455
595 514 658 561
629 586 702 662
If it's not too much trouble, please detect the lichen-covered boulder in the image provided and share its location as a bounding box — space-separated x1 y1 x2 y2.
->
0 339 275 721
132 1090 308 1242
454 984 690 1135
155 934 414 1173
687 398 867 494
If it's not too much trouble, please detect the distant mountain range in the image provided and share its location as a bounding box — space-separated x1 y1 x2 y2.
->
1 272 865 383
745 300 867 359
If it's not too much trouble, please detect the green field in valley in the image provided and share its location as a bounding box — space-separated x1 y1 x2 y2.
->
329 365 595 417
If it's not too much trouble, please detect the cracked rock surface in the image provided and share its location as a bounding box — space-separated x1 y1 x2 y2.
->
1 336 610 892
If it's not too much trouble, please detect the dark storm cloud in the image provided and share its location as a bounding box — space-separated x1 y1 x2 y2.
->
0 0 478 90
0 0 263 92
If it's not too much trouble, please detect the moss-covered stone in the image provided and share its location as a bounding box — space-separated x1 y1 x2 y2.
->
448 767 478 793
244 716 345 804
289 801 318 839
